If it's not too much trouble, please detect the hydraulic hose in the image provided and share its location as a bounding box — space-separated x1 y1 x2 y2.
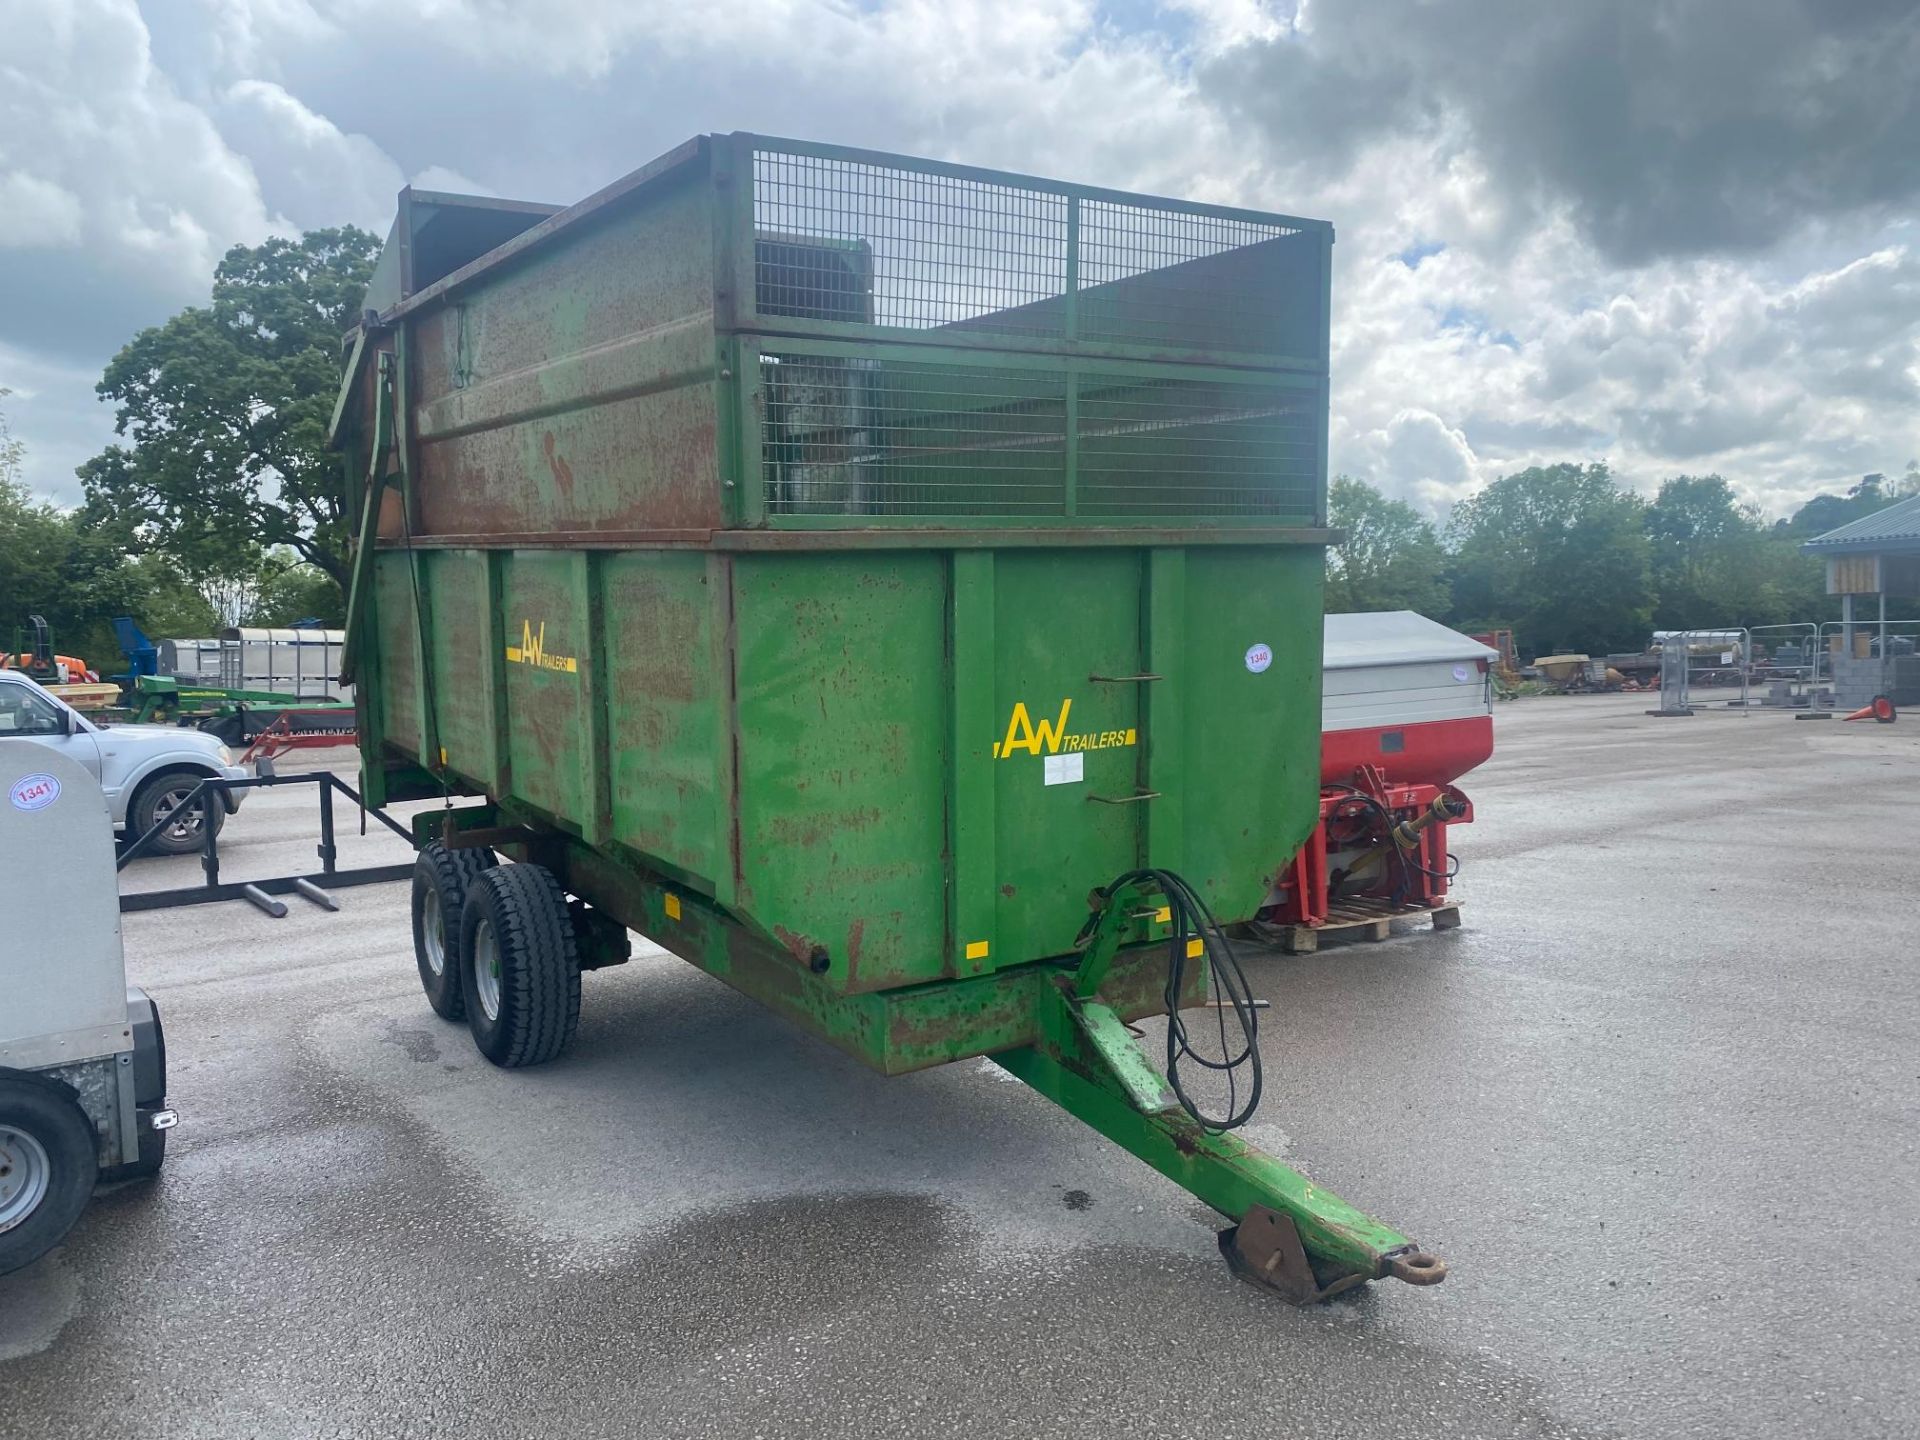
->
1083 868 1264 1132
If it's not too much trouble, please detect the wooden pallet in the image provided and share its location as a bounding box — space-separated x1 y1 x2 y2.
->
1258 899 1461 955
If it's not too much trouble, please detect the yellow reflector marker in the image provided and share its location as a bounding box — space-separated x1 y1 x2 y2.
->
1155 906 1171 923
1186 937 1205 958
965 940 990 961
664 893 682 921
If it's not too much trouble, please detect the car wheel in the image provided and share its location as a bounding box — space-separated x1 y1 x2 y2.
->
0 1078 99 1277
128 768 224 858
459 864 581 1068
410 842 499 1021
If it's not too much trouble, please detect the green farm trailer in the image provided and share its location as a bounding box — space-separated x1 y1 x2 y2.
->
330 134 1446 1302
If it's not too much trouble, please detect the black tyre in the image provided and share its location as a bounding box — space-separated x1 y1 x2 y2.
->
459 864 581 1068
0 1078 99 1277
128 768 224 858
411 843 499 1020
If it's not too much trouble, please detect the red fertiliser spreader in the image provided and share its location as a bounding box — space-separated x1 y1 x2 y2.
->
1263 612 1497 952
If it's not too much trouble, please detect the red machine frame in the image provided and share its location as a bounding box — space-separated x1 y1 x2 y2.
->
1271 763 1473 928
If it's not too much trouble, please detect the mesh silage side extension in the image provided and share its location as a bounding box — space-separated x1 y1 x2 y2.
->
748 141 1322 522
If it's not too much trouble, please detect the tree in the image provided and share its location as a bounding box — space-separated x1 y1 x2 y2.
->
1 392 219 667
82 227 380 593
251 556 347 627
1775 472 1909 539
1447 462 1654 657
1324 476 1450 616
1643 475 1788 629
0 387 21 487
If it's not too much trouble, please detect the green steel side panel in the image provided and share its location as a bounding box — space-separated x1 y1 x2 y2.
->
989 549 1145 964
601 550 722 888
422 549 498 780
732 553 948 992
410 169 715 389
1177 546 1324 911
416 381 720 535
947 551 997 976
373 556 422 759
501 551 595 831
405 169 723 537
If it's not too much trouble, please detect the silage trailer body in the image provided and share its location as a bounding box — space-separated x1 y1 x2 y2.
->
331 133 1444 1299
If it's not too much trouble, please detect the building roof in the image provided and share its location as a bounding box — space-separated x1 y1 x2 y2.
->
1800 494 1920 555
1324 611 1498 670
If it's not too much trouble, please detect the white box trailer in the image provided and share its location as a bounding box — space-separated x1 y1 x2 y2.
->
218 628 349 700
159 638 224 684
1 742 174 1274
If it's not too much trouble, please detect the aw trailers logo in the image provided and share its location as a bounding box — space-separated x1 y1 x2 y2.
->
504 620 578 674
992 698 1136 759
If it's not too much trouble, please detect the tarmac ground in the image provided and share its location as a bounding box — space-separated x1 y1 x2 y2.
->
3 692 1916 1439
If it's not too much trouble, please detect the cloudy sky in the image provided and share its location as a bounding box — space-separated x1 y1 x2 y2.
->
2 0 1917 519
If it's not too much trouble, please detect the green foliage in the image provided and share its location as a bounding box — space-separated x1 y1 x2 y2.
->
1325 462 1876 658
1324 476 1449 615
1446 462 1654 656
1 389 219 670
1774 470 1912 539
252 559 347 627
82 227 379 590
1644 475 1798 629
0 387 22 486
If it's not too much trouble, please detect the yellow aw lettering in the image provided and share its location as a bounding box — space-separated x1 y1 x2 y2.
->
998 698 1072 758
504 619 579 674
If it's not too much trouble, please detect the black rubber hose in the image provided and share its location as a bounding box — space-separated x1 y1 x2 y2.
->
1090 868 1264 1132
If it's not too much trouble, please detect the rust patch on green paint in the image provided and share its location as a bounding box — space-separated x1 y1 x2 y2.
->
541 431 576 502
770 923 816 965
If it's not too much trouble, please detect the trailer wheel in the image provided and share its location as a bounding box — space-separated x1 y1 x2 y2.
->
0 1078 99 1277
459 864 581 1068
411 843 499 1020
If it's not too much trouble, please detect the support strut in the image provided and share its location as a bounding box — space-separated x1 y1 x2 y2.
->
991 879 1447 1303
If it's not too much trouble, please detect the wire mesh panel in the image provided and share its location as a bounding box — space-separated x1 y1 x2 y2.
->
1075 375 1318 519
744 138 1329 523
1077 201 1307 357
753 149 1069 335
760 351 1068 517
748 140 1319 361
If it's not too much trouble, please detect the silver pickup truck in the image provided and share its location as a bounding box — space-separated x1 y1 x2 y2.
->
0 670 248 856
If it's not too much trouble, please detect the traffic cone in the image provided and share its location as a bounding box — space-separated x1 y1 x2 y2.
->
1841 695 1897 723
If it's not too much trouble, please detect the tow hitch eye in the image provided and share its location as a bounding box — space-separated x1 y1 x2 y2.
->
1388 1249 1448 1285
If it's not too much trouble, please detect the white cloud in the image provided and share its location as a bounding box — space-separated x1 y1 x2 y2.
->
0 173 85 248
216 79 410 231
0 0 276 296
0 0 1914 523
0 340 121 507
